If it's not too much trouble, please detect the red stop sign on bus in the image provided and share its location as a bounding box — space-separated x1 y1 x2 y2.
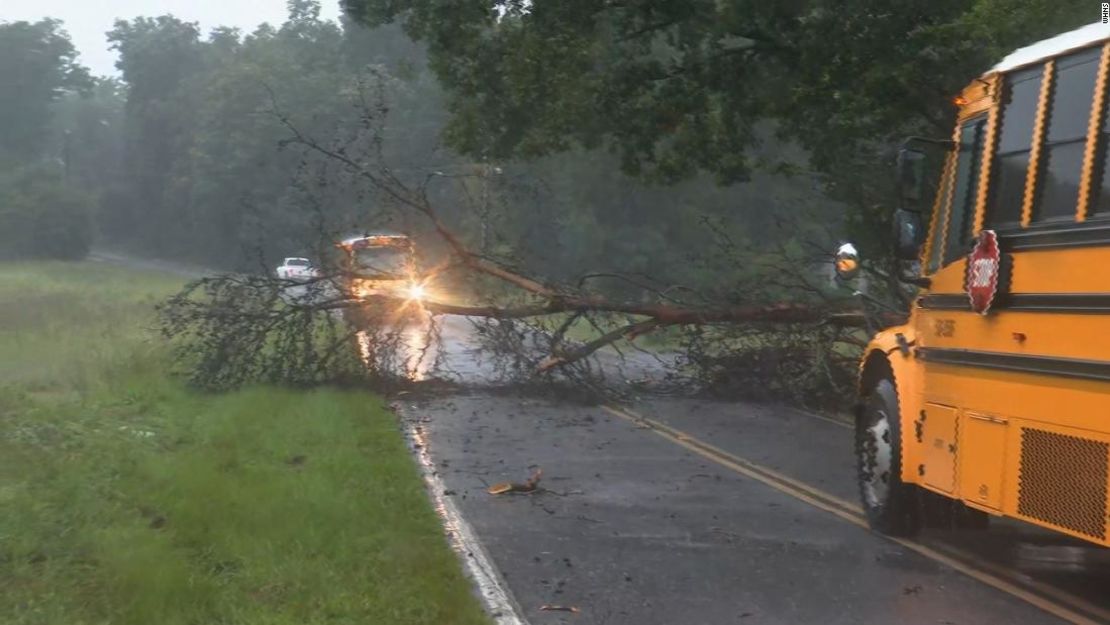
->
966 230 1001 315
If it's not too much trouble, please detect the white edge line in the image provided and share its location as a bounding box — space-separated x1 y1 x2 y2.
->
402 413 530 625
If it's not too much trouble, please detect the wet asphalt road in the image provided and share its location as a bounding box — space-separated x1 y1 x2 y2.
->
401 394 1110 625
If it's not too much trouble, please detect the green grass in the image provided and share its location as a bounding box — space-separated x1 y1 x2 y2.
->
0 261 488 625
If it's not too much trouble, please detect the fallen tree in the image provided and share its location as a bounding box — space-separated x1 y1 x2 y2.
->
158 81 910 406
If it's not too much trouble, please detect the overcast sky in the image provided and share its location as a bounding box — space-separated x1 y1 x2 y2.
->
0 0 342 77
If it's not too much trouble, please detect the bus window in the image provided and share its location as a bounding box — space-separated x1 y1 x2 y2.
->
943 117 986 265
1090 57 1110 218
1035 48 1101 222
353 245 410 275
987 66 1044 228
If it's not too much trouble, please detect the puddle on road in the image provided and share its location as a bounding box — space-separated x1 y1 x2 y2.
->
400 323 436 381
350 309 676 388
1011 543 1098 575
355 321 438 382
933 525 1110 577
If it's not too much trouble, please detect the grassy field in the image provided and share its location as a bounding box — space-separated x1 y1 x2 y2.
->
0 261 488 625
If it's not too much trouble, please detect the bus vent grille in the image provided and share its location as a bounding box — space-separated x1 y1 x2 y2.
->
1017 428 1108 540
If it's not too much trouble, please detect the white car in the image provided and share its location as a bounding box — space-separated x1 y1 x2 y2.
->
275 257 317 281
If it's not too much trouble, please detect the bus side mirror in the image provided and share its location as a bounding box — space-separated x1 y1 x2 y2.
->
893 208 925 261
897 148 926 207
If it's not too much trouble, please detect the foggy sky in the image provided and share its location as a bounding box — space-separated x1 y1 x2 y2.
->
0 0 342 77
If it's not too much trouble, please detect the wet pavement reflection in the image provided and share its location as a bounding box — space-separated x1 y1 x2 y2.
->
355 311 677 387
924 524 1110 620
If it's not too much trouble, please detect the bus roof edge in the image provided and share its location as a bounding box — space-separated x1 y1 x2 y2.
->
991 22 1110 75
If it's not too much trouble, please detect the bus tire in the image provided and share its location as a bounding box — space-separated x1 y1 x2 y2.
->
856 377 921 537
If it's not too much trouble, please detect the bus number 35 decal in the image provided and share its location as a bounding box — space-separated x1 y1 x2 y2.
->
934 319 955 337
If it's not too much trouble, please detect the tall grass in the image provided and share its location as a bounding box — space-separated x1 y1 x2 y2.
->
0 261 488 625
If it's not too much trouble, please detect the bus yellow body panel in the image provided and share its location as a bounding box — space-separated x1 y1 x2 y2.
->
865 26 1110 546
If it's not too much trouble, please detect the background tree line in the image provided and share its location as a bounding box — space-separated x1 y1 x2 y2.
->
1 0 1094 276
1 0 844 292
0 18 92 259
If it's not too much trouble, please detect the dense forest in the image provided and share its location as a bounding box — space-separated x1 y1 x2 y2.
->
0 0 1094 294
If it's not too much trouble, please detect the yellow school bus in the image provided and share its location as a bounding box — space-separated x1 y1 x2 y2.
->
852 22 1110 545
335 233 424 300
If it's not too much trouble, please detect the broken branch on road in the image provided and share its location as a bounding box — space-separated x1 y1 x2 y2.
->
488 468 544 495
539 605 581 614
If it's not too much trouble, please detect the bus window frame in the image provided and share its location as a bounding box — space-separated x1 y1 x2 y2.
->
1030 48 1102 224
921 116 988 275
983 42 1110 251
984 65 1047 230
942 115 988 266
922 148 956 275
1080 42 1110 221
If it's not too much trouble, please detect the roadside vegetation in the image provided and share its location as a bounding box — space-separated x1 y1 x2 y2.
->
0 261 488 625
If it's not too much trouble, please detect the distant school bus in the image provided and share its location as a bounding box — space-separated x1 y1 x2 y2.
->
850 22 1110 545
334 232 429 329
334 232 424 300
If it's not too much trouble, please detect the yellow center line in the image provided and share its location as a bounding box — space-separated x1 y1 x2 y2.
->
601 405 863 514
797 408 853 429
601 404 1106 625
